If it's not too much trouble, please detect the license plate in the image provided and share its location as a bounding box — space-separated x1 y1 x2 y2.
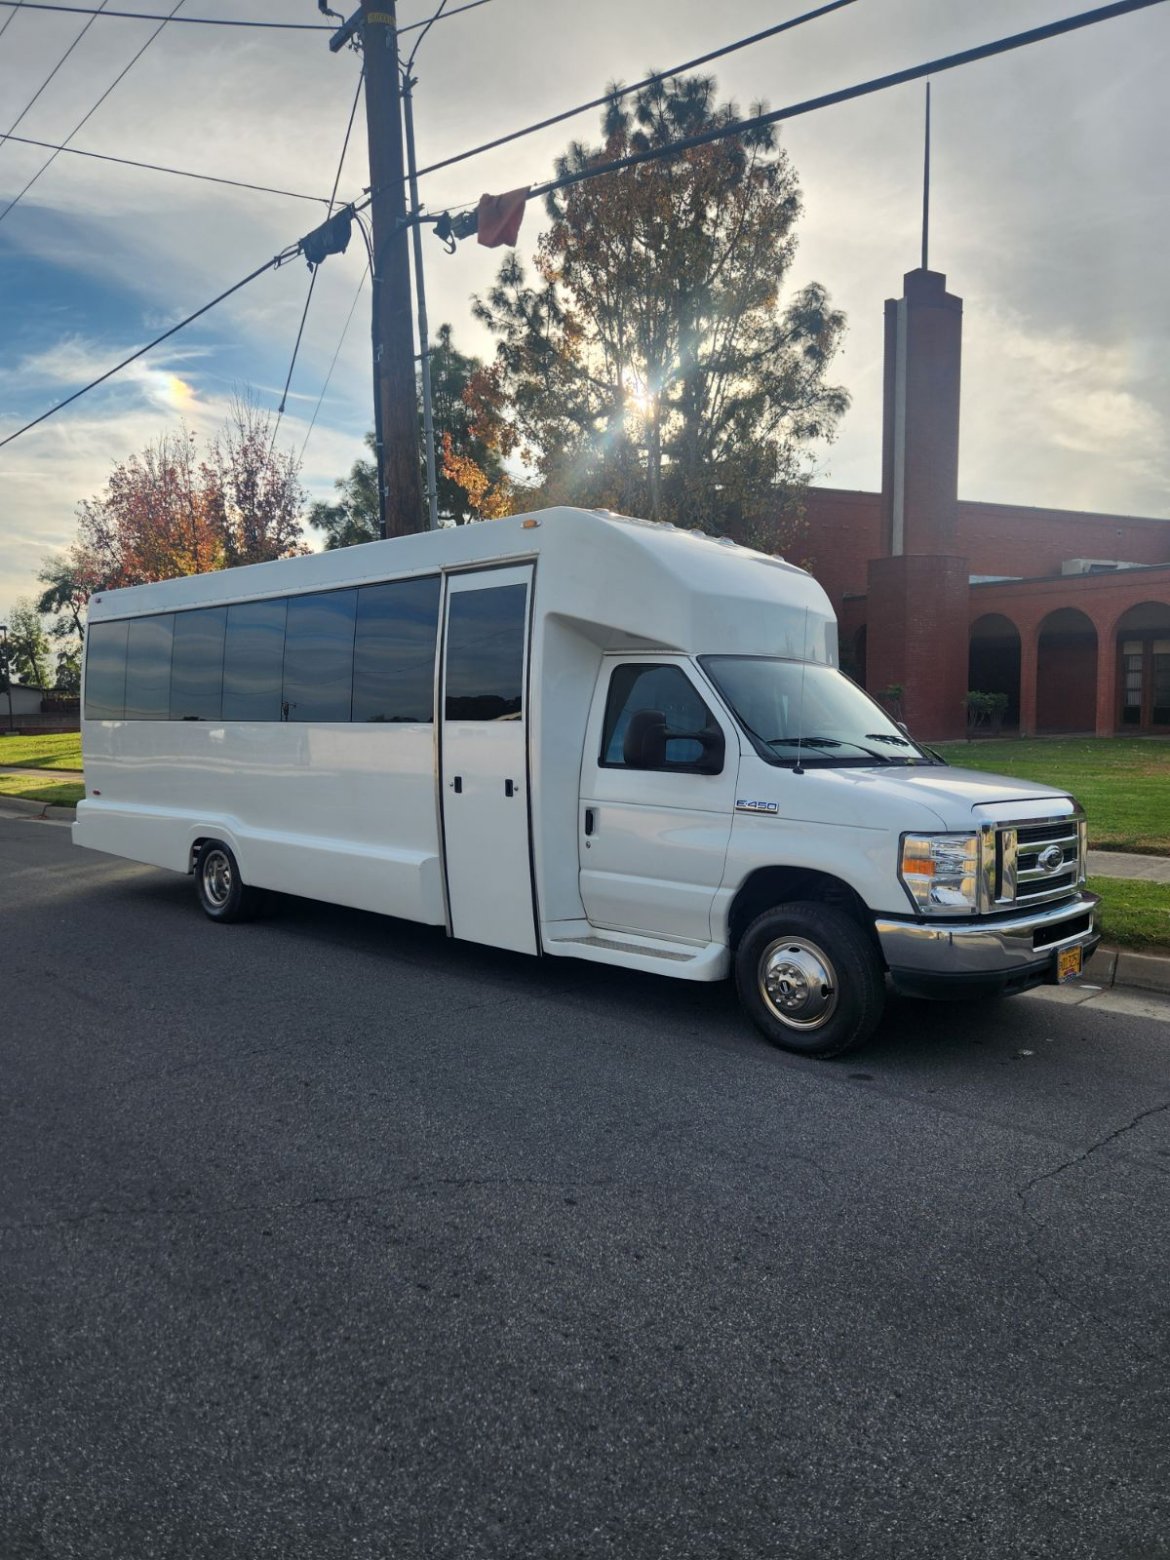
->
1056 944 1083 983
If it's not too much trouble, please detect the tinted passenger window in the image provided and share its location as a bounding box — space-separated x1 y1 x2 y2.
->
444 583 527 721
602 663 720 770
283 590 357 722
123 614 175 720
170 607 226 721
222 598 287 722
352 576 440 723
84 620 129 721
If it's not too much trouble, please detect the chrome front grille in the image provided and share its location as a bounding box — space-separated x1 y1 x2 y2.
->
992 816 1085 908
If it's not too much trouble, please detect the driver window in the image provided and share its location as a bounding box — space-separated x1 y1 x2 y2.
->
601 663 721 771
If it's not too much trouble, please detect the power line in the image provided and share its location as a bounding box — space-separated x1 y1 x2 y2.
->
4 0 1162 453
272 65 365 449
0 134 330 202
408 0 859 192
0 244 300 451
0 0 24 39
390 0 1170 222
2 0 109 144
299 261 369 463
0 0 183 226
0 0 489 32
0 1 329 25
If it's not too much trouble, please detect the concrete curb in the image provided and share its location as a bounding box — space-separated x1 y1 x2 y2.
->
0 797 77 822
1095 945 1170 997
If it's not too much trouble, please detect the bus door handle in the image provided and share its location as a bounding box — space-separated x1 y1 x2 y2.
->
450 775 462 793
584 807 596 836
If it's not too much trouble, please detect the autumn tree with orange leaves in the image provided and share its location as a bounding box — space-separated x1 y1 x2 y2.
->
37 399 307 658
468 73 848 549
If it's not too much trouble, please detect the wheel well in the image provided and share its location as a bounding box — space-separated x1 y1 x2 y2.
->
727 867 880 956
188 837 213 875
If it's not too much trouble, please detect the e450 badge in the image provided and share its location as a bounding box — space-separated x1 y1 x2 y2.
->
735 799 779 815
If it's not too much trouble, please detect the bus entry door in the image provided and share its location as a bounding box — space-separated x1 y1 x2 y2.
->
439 566 537 955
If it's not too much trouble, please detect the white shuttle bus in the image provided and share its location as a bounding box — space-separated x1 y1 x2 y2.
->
76 507 1100 1057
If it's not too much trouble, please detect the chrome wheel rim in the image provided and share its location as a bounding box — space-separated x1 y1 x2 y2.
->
202 849 232 908
758 937 838 1030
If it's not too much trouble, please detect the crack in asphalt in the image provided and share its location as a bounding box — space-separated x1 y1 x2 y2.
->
1016 1096 1170 1361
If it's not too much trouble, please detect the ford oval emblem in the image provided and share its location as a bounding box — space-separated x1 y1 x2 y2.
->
1038 844 1065 874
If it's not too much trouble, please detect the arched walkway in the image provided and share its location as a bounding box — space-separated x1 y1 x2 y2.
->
1036 608 1098 734
1115 601 1170 731
969 613 1020 730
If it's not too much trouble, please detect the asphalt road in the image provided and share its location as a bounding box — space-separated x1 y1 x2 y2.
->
2 811 1169 1560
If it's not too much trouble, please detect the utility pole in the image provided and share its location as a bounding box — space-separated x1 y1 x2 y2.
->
356 0 423 538
401 68 439 531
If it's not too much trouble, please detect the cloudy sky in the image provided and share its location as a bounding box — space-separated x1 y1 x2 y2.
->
1 0 1167 619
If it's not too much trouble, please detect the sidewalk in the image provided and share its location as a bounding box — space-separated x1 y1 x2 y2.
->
1088 849 1170 883
0 765 80 780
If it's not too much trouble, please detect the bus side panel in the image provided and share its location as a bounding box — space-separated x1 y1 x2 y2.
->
74 719 445 924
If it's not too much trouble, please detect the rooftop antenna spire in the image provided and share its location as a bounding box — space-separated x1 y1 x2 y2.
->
921 80 931 271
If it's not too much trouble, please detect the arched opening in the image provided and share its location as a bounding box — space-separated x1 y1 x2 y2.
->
968 613 1020 731
1037 608 1098 734
1115 601 1170 732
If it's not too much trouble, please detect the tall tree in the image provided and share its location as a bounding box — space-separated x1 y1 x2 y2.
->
469 73 848 547
203 397 309 566
37 403 308 651
4 600 53 689
311 326 510 548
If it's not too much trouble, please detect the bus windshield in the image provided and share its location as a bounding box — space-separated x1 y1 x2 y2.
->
699 656 939 767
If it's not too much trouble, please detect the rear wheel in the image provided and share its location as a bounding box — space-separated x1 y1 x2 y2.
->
735 901 885 1059
195 841 264 924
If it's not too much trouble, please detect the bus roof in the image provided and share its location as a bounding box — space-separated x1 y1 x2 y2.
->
86 507 837 664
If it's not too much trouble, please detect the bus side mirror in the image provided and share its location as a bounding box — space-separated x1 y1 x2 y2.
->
692 726 725 775
623 709 667 768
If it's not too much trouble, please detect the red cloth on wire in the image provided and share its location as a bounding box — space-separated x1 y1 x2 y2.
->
477 187 528 248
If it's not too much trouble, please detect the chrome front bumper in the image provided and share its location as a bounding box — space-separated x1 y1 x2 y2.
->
874 893 1099 999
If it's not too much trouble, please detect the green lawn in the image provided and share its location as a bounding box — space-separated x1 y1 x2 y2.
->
934 738 1170 856
0 731 83 770
1087 877 1170 954
0 772 85 806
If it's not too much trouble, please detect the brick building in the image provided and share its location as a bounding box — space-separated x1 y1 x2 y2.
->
799 267 1170 742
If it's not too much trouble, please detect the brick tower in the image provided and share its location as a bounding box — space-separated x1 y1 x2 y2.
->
864 266 969 740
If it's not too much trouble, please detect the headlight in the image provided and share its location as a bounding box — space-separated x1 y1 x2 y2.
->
900 833 980 915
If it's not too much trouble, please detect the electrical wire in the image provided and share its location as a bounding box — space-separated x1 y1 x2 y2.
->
1 0 109 143
0 0 489 32
299 260 369 462
407 0 858 192
0 134 330 202
271 65 365 449
376 0 1169 224
0 0 24 39
0 243 300 451
0 0 183 226
4 0 1162 452
404 0 448 72
0 1 330 25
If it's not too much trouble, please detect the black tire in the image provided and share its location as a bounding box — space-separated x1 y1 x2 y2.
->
194 840 265 924
734 901 886 1059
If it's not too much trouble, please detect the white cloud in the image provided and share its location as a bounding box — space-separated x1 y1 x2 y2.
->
960 301 1170 516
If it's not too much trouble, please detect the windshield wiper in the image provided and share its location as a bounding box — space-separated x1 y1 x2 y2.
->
762 736 892 762
864 732 912 747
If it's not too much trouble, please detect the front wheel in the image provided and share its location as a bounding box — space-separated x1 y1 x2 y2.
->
734 901 885 1059
195 840 265 924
